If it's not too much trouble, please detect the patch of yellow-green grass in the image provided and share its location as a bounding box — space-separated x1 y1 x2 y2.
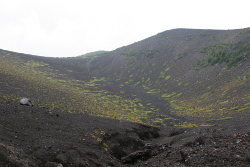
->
133 81 141 87
90 77 106 83
174 121 215 128
200 123 214 126
175 93 183 97
165 67 170 72
204 109 214 112
162 92 176 99
142 85 150 90
165 75 171 80
236 107 250 112
175 107 185 110
147 89 160 94
230 106 240 110
25 60 49 67
178 82 183 86
219 100 229 104
174 121 198 128
219 108 227 111
207 117 233 121
0 55 171 126
134 98 141 103
164 117 178 120
244 102 250 106
153 118 164 124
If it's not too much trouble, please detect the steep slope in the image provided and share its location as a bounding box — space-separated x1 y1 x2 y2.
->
1 28 250 166
0 28 250 126
0 51 156 124
77 50 109 58
84 28 250 124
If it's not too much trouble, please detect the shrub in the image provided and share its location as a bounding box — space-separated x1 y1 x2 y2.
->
178 82 183 86
196 42 250 68
122 52 139 64
165 76 172 80
165 67 170 72
144 49 158 58
176 93 183 97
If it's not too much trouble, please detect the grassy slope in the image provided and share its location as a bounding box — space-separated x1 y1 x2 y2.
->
0 51 160 125
0 28 250 126
77 50 109 58
83 28 250 124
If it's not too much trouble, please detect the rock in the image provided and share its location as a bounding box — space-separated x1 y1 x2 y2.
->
246 154 250 162
169 128 186 137
180 150 188 161
0 143 32 167
121 151 144 163
45 162 63 167
54 153 68 164
121 150 151 164
20 98 33 106
144 143 152 149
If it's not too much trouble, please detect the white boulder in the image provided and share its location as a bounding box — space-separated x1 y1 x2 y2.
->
20 98 33 106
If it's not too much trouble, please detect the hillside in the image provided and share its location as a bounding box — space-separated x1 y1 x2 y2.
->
1 101 250 167
1 28 249 126
77 50 109 58
0 28 250 166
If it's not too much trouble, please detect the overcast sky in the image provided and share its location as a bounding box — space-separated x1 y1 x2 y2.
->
0 0 249 57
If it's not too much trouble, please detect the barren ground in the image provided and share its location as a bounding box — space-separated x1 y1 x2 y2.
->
0 101 250 167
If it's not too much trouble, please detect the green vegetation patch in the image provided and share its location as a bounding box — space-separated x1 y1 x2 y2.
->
165 67 170 72
197 42 250 68
207 117 233 121
244 102 250 106
78 50 108 58
122 52 139 64
219 100 229 104
144 49 158 58
165 75 172 80
90 77 106 83
25 60 49 67
178 82 183 86
162 92 176 99
147 89 160 94
176 52 188 60
122 49 158 64
236 106 250 112
0 55 169 125
175 93 183 97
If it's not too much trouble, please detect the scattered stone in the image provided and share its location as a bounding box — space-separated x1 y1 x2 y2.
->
180 150 188 161
45 162 63 167
144 143 152 149
0 143 32 167
246 154 250 162
236 139 242 143
54 154 67 164
121 150 151 164
20 98 33 106
169 128 186 137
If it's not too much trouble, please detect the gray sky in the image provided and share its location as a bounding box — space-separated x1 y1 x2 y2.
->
0 0 249 57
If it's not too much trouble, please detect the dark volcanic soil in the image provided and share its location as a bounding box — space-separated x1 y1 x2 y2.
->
0 101 250 167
